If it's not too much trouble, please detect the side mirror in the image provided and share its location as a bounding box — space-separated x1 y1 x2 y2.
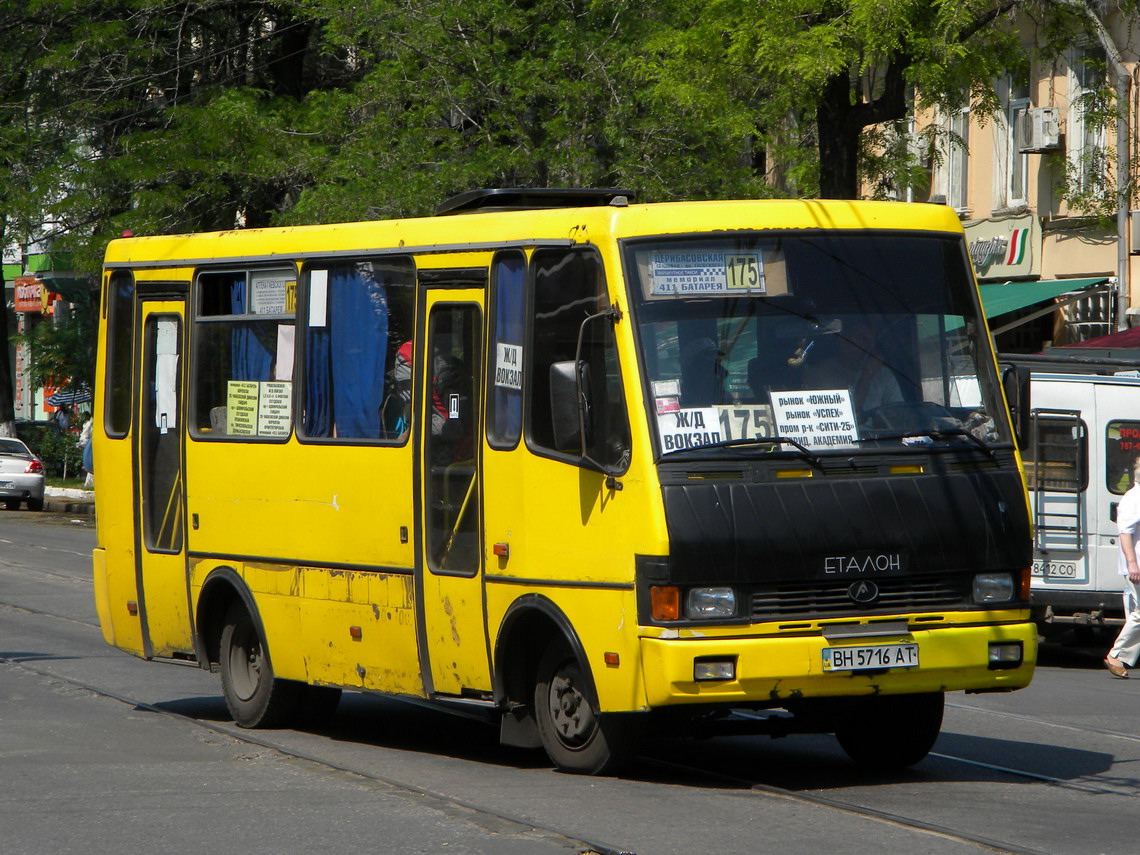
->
1000 361 1031 445
550 360 591 452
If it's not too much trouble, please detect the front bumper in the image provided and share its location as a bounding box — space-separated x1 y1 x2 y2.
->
639 621 1037 708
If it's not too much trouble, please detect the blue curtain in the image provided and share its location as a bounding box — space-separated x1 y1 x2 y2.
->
229 275 273 381
305 265 389 438
304 323 331 436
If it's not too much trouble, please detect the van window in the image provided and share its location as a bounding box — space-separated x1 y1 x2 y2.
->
1106 420 1140 494
1024 414 1086 492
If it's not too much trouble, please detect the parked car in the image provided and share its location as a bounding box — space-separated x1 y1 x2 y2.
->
15 419 77 478
0 437 45 511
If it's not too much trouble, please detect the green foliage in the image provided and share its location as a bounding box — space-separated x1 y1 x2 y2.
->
35 423 84 478
0 0 1132 276
1049 54 1135 223
14 299 97 395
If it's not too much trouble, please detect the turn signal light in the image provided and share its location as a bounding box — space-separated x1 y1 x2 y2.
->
25 459 42 474
650 585 680 621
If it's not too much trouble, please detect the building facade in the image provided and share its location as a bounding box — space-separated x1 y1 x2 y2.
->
916 8 1139 352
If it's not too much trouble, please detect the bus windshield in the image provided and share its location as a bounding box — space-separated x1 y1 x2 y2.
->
623 231 1010 456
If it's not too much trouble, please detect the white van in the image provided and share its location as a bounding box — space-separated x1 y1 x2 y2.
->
1006 354 1140 637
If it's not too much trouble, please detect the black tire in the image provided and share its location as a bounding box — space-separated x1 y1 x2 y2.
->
835 692 944 771
26 497 44 512
218 604 302 728
4 499 19 511
533 642 638 775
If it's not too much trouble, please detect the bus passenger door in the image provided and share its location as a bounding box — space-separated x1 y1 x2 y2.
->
415 289 491 696
134 299 191 658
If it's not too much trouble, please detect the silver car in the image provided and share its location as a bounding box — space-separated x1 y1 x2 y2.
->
0 437 45 511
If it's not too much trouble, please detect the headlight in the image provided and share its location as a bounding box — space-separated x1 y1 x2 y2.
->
974 572 1015 604
686 586 737 619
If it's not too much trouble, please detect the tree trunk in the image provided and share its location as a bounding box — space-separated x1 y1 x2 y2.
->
816 72 862 200
0 219 15 437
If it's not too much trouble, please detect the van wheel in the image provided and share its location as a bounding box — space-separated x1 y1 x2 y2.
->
219 604 302 728
835 692 944 770
533 642 637 775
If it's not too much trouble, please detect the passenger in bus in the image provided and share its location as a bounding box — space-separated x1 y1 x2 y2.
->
381 340 414 438
1105 457 1140 678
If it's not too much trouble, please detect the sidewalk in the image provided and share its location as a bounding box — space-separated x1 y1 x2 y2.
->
44 486 95 516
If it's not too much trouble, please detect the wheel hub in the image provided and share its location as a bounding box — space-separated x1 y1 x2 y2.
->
548 666 596 746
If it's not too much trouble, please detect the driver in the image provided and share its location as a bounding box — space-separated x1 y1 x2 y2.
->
803 317 903 415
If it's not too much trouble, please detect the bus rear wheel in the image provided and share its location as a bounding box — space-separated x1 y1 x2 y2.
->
533 643 637 775
219 604 302 728
835 692 944 771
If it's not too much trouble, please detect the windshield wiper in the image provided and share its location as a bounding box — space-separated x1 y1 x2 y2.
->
662 435 822 469
854 427 996 460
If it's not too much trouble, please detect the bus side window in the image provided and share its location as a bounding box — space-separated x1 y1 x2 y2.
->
487 251 525 449
301 257 415 442
104 269 135 437
192 268 296 440
528 248 630 470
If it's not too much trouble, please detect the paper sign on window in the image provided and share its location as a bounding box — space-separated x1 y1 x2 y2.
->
656 407 722 451
494 342 523 390
771 389 859 449
308 270 328 327
154 320 178 434
226 381 259 435
648 251 766 296
250 271 293 315
257 382 292 436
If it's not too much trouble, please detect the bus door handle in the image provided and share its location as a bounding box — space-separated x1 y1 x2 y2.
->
1111 502 1119 523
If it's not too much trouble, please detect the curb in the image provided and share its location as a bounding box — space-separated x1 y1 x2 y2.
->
44 487 96 517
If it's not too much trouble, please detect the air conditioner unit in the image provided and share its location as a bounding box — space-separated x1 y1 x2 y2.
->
1017 107 1062 153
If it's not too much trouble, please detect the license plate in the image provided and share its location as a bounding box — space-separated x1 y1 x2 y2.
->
822 643 919 672
0 480 13 489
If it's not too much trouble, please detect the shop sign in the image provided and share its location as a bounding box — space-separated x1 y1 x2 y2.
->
13 277 43 313
963 215 1039 280
12 276 59 314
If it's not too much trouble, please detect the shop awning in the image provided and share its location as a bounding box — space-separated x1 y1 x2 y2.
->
979 277 1112 336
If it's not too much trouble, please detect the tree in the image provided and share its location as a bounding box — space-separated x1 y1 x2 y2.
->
282 0 774 221
0 2 93 436
643 0 1122 199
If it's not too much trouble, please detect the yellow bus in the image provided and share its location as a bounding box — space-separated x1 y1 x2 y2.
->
92 189 1036 774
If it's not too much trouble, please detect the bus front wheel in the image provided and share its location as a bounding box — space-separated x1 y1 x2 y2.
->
219 604 302 728
835 692 944 771
533 643 637 775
